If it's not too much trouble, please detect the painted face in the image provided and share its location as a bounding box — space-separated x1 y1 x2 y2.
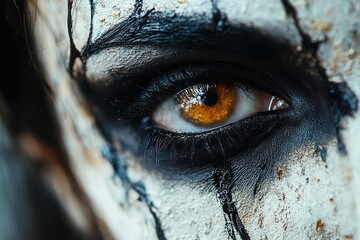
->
30 0 359 239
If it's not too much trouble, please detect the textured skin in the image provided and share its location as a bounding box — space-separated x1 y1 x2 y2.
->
30 0 360 239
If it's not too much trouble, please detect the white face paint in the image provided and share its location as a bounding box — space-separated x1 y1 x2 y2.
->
31 0 360 239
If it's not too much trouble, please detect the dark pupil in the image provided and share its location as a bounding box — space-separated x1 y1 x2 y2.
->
201 87 218 106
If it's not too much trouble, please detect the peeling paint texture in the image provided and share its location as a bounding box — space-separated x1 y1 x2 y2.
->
30 0 360 239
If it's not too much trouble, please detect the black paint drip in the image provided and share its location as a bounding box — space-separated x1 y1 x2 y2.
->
212 163 250 240
102 147 167 240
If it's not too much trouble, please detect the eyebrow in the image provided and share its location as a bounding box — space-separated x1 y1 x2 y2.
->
81 11 294 59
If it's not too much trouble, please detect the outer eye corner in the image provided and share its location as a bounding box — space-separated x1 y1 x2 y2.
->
268 96 290 111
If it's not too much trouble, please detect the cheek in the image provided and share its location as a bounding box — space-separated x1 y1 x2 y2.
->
146 180 227 239
114 149 230 239
230 146 357 239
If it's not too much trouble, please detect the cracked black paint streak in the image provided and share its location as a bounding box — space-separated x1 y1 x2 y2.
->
82 0 154 58
86 0 95 51
281 0 358 154
67 0 82 75
212 163 250 240
281 0 320 53
102 147 167 240
210 0 227 32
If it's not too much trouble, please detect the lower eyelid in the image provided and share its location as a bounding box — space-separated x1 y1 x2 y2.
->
139 112 285 167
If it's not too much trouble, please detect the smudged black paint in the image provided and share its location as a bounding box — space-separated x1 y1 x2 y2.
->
212 163 250 240
102 146 167 240
281 0 358 154
329 82 358 154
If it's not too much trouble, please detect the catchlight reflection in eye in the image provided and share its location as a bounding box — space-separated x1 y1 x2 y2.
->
152 82 288 133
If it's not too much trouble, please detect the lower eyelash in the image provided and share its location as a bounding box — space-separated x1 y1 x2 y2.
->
138 112 285 167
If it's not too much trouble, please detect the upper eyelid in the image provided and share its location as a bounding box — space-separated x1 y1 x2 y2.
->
83 30 302 99
108 62 290 120
140 63 289 101
82 10 297 59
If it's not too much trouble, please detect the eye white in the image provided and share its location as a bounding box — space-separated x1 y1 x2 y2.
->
151 85 286 133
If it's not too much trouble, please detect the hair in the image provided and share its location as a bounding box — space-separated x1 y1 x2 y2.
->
1 1 102 239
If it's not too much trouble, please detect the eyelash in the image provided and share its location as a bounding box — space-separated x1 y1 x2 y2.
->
115 62 292 167
118 62 290 120
139 112 286 167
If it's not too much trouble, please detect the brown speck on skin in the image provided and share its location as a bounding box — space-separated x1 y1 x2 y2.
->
347 49 357 59
112 12 121 19
178 0 186 3
329 197 338 213
277 165 286 180
330 45 348 71
312 149 318 158
258 215 263 228
344 235 353 240
99 18 106 25
311 21 332 33
283 221 288 231
316 219 325 234
342 164 353 185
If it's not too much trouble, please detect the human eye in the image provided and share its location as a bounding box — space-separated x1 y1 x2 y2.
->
151 67 288 133
80 18 333 170
127 62 290 166
83 56 300 167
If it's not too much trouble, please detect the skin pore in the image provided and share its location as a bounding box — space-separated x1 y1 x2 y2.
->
24 0 360 239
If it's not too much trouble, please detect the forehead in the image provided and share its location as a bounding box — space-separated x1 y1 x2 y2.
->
72 0 298 50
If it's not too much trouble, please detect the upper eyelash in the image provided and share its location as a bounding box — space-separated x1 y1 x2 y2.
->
114 62 288 120
235 82 252 97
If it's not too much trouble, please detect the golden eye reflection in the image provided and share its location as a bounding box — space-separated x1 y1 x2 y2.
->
175 83 236 126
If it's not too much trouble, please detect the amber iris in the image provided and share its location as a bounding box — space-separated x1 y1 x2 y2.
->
175 83 236 126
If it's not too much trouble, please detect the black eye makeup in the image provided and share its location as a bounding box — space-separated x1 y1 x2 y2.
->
78 15 334 170
81 58 311 167
128 62 291 166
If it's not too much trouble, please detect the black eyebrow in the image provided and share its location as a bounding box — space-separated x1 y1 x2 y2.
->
82 11 294 59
